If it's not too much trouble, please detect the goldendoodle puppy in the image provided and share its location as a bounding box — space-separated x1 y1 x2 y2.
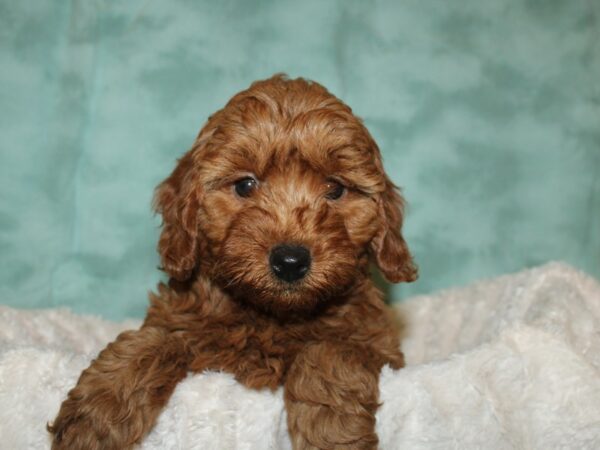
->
49 75 417 450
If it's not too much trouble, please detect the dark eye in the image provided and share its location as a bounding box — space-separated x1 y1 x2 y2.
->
234 177 258 198
325 180 345 200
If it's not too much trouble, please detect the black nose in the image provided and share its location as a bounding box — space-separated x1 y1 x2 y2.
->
269 245 311 282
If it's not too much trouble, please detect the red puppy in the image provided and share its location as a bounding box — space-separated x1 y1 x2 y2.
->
49 75 417 450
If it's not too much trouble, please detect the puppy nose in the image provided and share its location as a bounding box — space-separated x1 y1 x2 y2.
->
269 245 311 282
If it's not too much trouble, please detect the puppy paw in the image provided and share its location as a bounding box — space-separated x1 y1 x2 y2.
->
48 390 139 450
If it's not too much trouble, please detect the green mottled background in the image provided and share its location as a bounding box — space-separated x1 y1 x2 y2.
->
1 1 598 320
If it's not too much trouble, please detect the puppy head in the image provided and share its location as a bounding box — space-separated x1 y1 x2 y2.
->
154 75 417 312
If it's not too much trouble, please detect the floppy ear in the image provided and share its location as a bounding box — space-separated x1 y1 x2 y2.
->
370 178 418 283
153 151 202 281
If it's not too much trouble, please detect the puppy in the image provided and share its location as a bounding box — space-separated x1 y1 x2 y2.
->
48 75 417 450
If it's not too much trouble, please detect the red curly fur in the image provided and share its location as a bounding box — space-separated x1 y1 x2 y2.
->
48 75 417 449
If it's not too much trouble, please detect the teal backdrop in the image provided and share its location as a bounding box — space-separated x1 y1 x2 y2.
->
1 1 598 320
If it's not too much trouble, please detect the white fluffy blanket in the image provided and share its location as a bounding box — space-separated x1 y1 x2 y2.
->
1 262 599 449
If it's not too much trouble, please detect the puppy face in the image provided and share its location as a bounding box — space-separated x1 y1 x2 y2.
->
154 76 417 312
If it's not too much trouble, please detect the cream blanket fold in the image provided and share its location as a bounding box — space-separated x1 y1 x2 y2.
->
1 262 598 449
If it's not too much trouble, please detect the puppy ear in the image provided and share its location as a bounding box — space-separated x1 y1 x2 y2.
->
370 179 418 283
153 151 202 281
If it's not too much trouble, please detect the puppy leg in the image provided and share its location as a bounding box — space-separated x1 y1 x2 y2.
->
284 342 382 450
48 326 188 450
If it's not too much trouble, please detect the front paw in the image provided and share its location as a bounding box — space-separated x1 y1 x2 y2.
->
48 396 136 450
49 413 106 450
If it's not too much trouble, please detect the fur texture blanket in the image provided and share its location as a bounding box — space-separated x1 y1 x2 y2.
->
1 262 599 449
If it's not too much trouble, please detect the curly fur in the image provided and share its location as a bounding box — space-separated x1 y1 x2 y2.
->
48 75 417 450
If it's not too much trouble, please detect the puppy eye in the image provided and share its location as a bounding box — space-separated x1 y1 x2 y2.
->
325 180 345 200
234 177 258 198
